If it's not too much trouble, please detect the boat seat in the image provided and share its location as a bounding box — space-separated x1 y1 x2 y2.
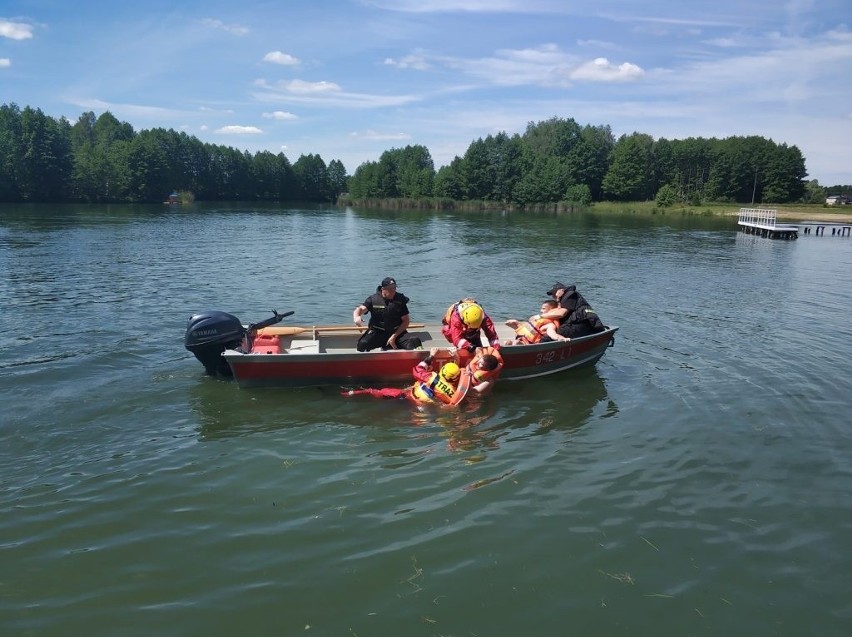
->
287 339 321 354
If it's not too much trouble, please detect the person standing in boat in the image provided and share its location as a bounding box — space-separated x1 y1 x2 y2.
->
539 282 606 340
353 277 422 351
441 298 502 352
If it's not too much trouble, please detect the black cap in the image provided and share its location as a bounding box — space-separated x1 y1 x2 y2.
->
546 281 567 296
380 277 397 288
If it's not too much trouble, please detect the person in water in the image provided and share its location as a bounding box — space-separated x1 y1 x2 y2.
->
410 348 464 405
540 282 606 340
463 345 503 395
441 298 501 352
343 347 502 405
504 299 566 344
353 276 422 351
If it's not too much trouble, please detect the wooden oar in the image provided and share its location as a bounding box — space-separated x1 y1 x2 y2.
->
258 323 426 336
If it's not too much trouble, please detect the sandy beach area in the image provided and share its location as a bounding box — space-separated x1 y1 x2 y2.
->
775 210 852 222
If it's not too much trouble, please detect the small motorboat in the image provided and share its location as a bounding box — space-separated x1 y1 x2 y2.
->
184 310 617 389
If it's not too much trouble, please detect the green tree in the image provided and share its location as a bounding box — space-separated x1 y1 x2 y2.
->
761 143 806 203
566 124 614 201
602 133 655 201
0 103 23 201
433 157 467 200
522 117 582 157
801 179 826 204
252 150 284 200
17 106 73 201
462 138 491 200
394 145 434 198
327 159 348 199
655 184 678 207
126 130 172 202
564 183 592 206
512 155 569 204
293 153 331 201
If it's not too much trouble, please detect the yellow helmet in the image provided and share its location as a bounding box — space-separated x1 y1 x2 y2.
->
440 362 461 382
459 303 484 329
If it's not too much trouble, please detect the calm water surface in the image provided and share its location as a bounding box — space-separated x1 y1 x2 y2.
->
1 203 851 636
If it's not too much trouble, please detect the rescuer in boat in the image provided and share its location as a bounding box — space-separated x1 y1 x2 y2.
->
344 347 503 405
441 298 502 352
353 277 423 351
539 282 606 341
504 299 566 344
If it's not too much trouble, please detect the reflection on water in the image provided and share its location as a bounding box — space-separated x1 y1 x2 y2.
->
191 367 613 470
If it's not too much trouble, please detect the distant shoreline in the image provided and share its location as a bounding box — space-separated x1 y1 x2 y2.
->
340 197 852 223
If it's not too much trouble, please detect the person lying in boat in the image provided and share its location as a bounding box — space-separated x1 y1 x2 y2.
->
504 299 567 345
441 298 502 352
352 276 422 351
344 347 503 405
540 282 606 341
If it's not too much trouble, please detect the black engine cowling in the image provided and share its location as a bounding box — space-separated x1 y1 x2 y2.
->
184 311 245 376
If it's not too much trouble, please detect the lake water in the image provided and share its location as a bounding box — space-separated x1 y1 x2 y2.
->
1 203 851 636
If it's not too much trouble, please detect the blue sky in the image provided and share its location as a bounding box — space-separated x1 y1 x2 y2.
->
2 0 851 185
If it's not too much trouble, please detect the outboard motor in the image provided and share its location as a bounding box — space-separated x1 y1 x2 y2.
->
184 311 246 376
185 309 293 377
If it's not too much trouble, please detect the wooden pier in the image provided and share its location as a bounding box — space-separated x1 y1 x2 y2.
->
799 222 851 237
737 208 798 239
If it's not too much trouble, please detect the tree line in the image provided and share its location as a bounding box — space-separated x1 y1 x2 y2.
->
0 103 346 203
1 103 846 206
347 117 845 207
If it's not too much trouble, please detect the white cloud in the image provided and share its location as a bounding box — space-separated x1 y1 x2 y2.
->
0 58 10 68
67 98 181 119
577 39 618 50
280 79 342 93
349 130 412 141
215 125 263 135
201 18 249 36
263 51 301 66
570 57 645 82
364 0 545 12
252 82 420 108
443 44 573 86
384 54 431 70
262 110 298 120
0 19 33 40
404 44 643 87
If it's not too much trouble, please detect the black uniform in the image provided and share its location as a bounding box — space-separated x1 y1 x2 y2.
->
544 284 606 340
356 289 422 352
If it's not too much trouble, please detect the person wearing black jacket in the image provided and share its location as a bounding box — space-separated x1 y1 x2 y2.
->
352 277 422 351
540 281 606 340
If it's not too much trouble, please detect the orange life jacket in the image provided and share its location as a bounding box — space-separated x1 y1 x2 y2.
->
513 316 559 344
411 371 458 404
467 345 504 386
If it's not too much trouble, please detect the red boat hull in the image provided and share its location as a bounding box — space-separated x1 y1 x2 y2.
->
223 326 618 388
